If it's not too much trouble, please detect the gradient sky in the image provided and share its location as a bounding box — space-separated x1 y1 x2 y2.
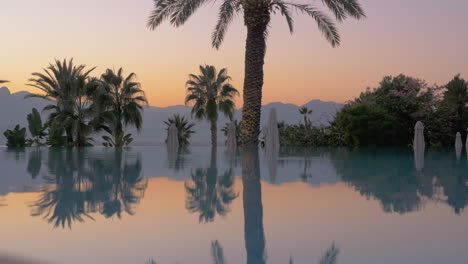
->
0 0 467 107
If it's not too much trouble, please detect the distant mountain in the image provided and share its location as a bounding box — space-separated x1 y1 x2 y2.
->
0 87 344 145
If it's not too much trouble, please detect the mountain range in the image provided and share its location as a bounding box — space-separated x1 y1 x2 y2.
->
0 86 344 145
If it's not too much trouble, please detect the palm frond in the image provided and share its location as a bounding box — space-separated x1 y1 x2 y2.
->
288 3 340 47
212 0 240 49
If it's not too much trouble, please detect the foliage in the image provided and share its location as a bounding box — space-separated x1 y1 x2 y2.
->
3 125 28 147
333 103 400 146
147 0 365 49
333 74 445 147
439 74 468 140
102 132 134 148
0 80 8 84
278 122 343 147
47 123 69 147
94 68 148 148
27 108 47 146
26 58 98 146
185 65 239 146
164 114 195 147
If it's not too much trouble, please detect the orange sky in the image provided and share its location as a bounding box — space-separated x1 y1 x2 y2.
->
0 0 467 107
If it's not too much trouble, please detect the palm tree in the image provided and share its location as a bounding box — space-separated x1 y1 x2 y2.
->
164 114 195 147
298 106 313 126
185 65 239 147
147 0 365 146
94 68 148 148
27 108 47 146
26 58 97 146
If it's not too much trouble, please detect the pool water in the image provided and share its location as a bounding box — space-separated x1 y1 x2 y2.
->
0 147 467 264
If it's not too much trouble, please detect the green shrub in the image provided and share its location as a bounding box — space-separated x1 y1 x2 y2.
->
4 125 28 147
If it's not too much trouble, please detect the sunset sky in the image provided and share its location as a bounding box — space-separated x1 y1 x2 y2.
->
0 0 467 107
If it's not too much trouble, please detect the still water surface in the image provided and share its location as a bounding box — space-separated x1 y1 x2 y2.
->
0 147 467 264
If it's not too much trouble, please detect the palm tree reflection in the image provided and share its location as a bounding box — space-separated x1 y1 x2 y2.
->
242 147 266 264
211 240 226 264
185 147 238 223
30 148 147 228
289 244 340 264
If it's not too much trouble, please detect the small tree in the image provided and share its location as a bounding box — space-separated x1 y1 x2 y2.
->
4 125 28 147
298 106 313 126
27 108 47 146
164 114 195 148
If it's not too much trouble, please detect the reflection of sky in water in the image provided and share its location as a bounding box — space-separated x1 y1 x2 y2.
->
0 146 467 264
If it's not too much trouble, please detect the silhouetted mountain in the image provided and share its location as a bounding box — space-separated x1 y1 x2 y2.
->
0 87 343 145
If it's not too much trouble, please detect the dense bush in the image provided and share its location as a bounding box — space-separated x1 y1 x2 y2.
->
334 103 400 146
4 125 28 147
332 74 468 147
278 123 343 147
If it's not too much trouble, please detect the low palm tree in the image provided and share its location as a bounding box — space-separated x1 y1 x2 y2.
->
164 114 195 147
26 58 97 146
94 68 148 148
299 106 313 126
27 108 47 146
147 0 365 146
185 65 239 147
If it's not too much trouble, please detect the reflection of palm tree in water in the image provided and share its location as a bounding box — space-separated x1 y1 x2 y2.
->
185 147 238 223
242 147 266 264
86 151 147 218
30 148 147 228
211 240 226 264
289 244 340 264
27 148 42 179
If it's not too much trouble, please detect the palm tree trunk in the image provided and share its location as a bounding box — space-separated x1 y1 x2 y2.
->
65 126 74 145
241 17 268 147
210 119 217 147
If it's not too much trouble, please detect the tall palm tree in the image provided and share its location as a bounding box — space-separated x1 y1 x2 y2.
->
94 68 148 148
26 58 97 146
298 106 313 126
185 65 239 147
164 114 195 147
147 0 365 146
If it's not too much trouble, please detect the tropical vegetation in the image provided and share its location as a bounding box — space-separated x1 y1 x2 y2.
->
164 114 195 148
27 108 47 146
3 125 27 147
1 59 149 148
185 65 238 147
94 68 148 148
333 74 468 147
147 0 366 146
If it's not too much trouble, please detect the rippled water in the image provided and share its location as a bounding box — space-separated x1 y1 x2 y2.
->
0 146 467 264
